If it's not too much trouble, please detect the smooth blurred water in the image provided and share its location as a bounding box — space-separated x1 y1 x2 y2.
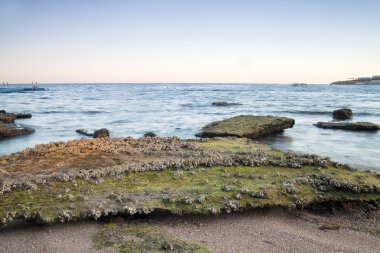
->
1 83 379 171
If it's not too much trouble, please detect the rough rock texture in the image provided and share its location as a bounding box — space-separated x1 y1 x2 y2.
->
314 122 379 131
0 137 379 228
93 128 110 138
0 113 18 124
332 109 352 120
0 113 32 124
211 102 242 107
0 111 34 140
195 115 295 139
0 122 35 139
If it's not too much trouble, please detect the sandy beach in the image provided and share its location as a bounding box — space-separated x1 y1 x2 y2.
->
0 206 379 253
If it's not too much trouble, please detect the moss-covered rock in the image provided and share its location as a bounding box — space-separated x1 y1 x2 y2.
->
195 115 295 139
0 137 379 227
92 223 211 252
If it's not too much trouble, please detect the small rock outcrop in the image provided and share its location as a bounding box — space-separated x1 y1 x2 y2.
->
76 128 110 138
195 115 295 139
314 122 379 131
15 113 32 119
0 123 35 139
0 112 32 124
143 131 157 137
332 109 352 120
93 128 110 138
212 102 242 107
0 113 17 124
0 111 34 139
76 129 96 137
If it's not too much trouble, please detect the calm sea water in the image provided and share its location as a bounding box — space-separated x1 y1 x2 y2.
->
1 83 379 171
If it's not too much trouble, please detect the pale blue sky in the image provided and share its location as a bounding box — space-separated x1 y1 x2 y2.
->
1 0 379 83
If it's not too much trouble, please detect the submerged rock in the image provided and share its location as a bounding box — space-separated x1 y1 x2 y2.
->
195 115 295 139
93 128 110 138
211 101 242 107
332 109 352 120
314 122 379 131
0 122 35 139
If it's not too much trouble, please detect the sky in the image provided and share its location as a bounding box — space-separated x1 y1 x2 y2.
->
0 0 379 84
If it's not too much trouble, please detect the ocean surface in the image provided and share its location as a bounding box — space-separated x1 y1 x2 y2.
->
1 83 379 172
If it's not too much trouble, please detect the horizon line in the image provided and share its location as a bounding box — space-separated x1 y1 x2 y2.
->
2 82 329 85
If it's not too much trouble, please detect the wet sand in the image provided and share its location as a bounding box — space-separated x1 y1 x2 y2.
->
0 207 379 253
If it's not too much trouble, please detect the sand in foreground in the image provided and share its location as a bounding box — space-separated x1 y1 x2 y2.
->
0 207 379 253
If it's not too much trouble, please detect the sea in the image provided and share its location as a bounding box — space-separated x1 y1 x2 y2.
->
1 83 379 172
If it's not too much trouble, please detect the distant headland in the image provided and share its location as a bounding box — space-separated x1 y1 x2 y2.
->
331 75 380 85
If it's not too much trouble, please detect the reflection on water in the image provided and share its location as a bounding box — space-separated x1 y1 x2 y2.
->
0 83 379 171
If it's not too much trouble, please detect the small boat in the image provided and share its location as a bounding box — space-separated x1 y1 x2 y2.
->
290 83 307 86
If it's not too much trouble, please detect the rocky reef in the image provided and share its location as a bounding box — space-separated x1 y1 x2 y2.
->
314 122 379 131
0 110 34 140
195 115 295 139
0 137 379 227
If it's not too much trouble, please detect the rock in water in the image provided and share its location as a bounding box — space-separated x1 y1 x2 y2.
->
195 115 295 139
0 123 35 139
0 113 18 124
93 128 110 138
314 122 379 131
0 112 32 123
332 109 352 120
15 113 32 119
143 131 157 137
211 101 242 107
76 129 96 137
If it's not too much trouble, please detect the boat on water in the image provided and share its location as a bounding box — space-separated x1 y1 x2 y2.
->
0 86 48 93
290 83 307 86
331 75 380 85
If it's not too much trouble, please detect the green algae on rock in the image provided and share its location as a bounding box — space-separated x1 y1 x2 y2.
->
92 223 211 253
0 137 379 227
195 115 295 139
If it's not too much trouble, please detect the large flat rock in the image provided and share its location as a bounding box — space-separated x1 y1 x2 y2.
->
314 122 379 131
0 137 379 228
195 115 295 139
